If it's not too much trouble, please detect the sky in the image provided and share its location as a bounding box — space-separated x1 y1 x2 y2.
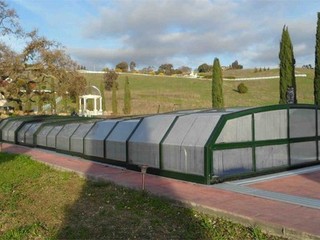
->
5 0 320 71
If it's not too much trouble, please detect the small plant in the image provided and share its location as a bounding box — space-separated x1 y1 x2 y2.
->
237 83 248 94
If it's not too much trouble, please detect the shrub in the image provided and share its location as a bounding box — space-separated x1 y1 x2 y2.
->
104 71 118 91
237 83 248 94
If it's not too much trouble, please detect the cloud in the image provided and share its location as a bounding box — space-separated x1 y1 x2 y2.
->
62 0 319 69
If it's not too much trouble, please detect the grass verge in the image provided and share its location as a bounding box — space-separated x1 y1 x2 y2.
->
0 152 287 239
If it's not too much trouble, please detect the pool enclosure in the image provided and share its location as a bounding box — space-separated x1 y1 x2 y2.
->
1 104 319 184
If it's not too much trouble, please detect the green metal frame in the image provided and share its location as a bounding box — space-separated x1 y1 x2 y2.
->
205 104 320 183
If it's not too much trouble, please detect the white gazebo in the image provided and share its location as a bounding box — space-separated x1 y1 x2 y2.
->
79 85 103 117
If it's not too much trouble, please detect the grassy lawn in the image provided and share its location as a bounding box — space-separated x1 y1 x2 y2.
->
83 68 314 116
0 153 287 240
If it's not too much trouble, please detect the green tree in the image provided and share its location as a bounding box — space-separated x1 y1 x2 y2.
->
315 13 320 105
116 61 128 72
211 58 224 108
279 25 297 104
104 70 118 91
157 63 174 75
112 79 117 114
198 63 212 73
123 76 131 114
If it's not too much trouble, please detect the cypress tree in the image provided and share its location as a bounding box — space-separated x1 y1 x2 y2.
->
112 79 117 114
279 25 297 104
314 12 320 105
123 76 131 114
212 58 224 108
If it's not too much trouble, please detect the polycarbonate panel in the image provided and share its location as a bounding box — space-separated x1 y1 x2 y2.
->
47 125 63 148
2 121 20 141
255 144 288 170
17 123 34 143
84 120 119 158
213 148 252 176
0 118 9 129
254 110 287 140
36 125 54 146
128 115 177 168
216 115 252 143
290 109 316 138
1 121 13 141
162 113 221 175
290 141 317 165
56 123 80 151
70 122 95 153
10 121 27 143
105 119 140 162
24 123 43 145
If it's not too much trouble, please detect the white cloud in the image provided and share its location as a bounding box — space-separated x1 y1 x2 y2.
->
12 0 318 70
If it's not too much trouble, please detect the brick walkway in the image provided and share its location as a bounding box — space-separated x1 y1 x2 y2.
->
2 143 320 240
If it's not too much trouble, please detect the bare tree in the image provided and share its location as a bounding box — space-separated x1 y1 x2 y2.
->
0 1 23 36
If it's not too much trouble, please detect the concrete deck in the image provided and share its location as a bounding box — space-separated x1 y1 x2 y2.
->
2 143 320 240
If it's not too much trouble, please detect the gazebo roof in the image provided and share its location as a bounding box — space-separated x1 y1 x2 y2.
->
82 85 101 96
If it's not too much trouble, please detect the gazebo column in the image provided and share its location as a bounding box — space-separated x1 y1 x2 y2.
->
83 96 87 114
94 97 97 115
99 96 102 112
79 96 82 114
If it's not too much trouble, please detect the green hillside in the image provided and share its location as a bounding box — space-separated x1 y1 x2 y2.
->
82 68 314 116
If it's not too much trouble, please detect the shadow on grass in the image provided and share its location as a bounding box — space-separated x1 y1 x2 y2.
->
54 176 269 240
0 144 285 239
54 180 217 239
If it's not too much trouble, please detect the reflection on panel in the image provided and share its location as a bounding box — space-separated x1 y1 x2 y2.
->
24 123 43 145
216 115 252 143
213 148 252 176
56 123 80 151
290 141 317 165
162 113 221 175
256 144 288 170
70 122 95 153
84 120 119 158
2 121 20 141
255 110 287 140
16 123 32 143
290 109 316 138
105 119 140 162
128 115 177 168
36 125 54 147
47 125 63 148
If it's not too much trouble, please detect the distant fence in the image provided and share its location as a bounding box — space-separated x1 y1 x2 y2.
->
223 74 307 81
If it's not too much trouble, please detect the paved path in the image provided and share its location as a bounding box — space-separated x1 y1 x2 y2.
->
2 143 320 240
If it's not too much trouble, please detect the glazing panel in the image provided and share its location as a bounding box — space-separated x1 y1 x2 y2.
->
162 113 221 175
84 120 119 157
128 115 177 168
47 125 63 148
1 121 15 140
56 123 80 151
256 144 288 170
70 123 95 153
15 123 32 143
254 110 287 140
213 148 252 176
0 118 9 131
290 141 317 165
25 123 42 145
290 109 315 138
106 119 140 162
36 125 54 146
216 115 252 143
